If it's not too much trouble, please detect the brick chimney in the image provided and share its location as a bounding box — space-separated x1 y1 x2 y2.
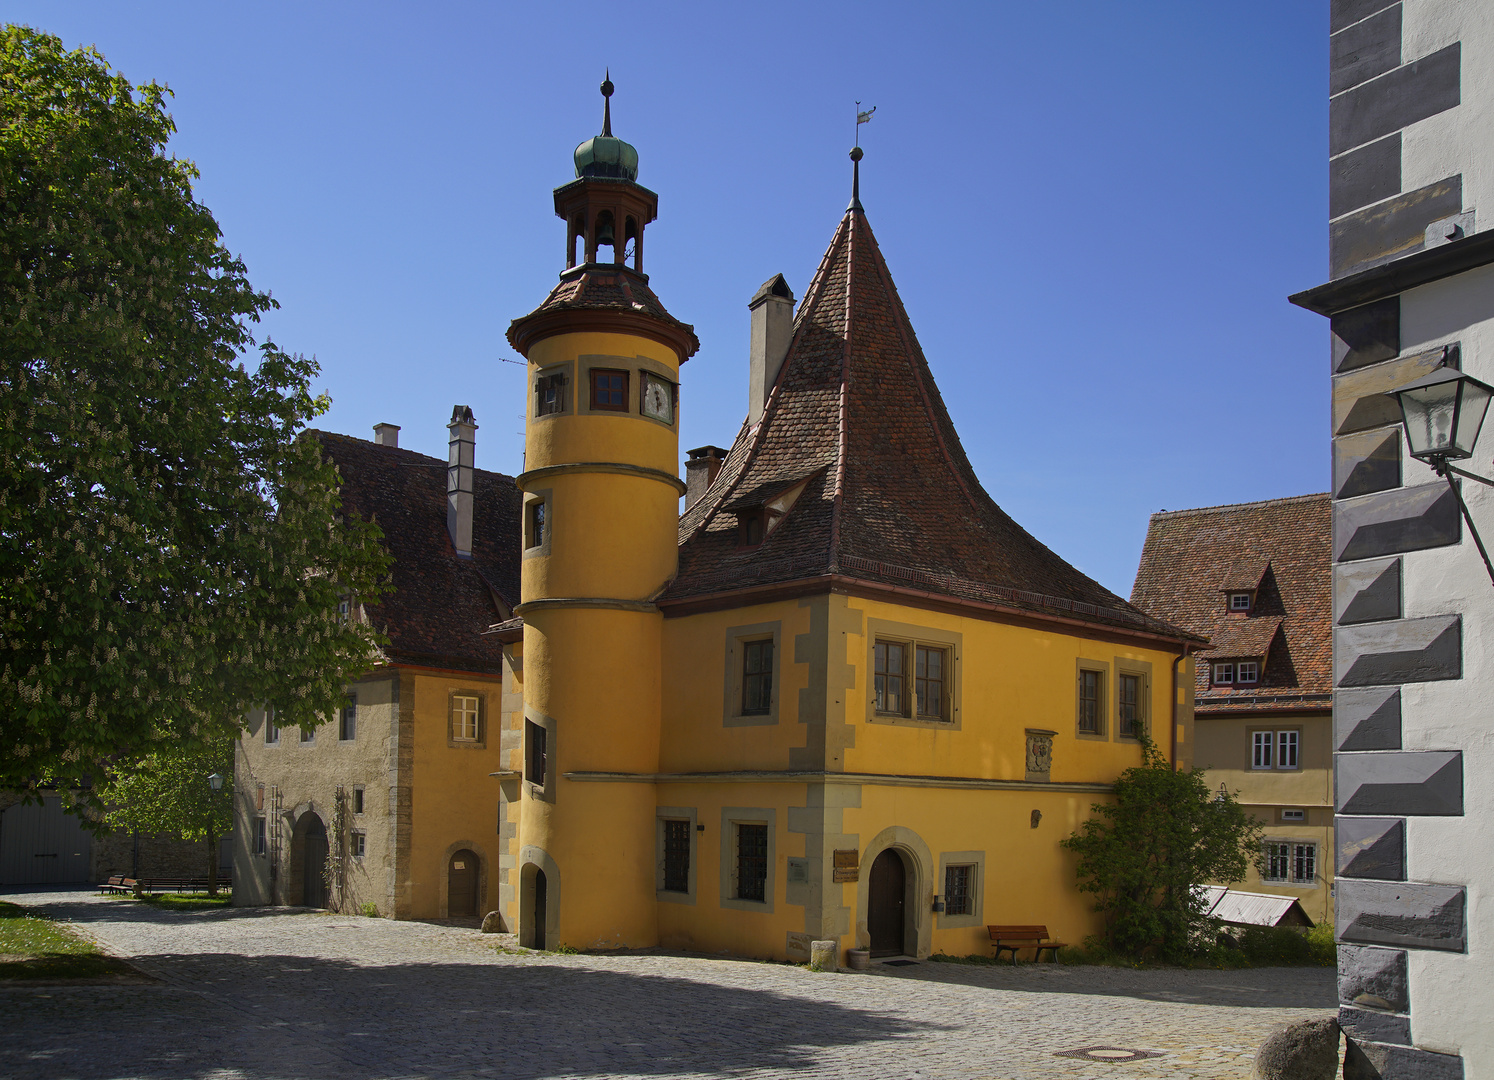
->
685 445 726 510
748 274 795 426
372 423 400 447
447 406 477 557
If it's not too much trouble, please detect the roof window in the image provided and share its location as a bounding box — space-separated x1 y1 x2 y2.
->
1228 592 1252 612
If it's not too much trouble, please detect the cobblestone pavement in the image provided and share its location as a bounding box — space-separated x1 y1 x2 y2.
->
0 889 1335 1080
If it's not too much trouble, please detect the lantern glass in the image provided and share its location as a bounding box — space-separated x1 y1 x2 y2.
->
207 772 224 791
1394 369 1494 462
1454 379 1493 459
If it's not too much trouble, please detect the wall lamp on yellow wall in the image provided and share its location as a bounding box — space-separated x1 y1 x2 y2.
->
1388 351 1494 586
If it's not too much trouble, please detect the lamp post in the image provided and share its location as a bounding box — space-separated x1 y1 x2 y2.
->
1387 354 1494 585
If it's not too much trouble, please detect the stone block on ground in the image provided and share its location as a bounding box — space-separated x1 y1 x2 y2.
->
808 939 837 971
480 910 506 933
1255 1016 1339 1080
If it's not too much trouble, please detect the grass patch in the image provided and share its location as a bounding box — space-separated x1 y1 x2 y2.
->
932 924 1337 971
0 901 138 981
136 892 232 910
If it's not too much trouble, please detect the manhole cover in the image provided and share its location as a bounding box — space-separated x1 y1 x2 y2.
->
1054 1047 1164 1062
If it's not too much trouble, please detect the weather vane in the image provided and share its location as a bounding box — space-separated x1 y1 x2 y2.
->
855 101 875 147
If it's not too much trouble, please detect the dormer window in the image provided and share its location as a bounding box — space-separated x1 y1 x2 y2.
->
740 509 767 547
1236 660 1259 684
730 472 817 549
1212 662 1234 685
1229 592 1252 612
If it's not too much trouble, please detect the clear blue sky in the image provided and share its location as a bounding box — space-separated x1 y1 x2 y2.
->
12 2 1329 597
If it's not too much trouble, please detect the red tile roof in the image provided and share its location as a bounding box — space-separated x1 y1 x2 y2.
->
507 264 699 360
1130 493 1332 711
665 205 1192 641
312 431 521 675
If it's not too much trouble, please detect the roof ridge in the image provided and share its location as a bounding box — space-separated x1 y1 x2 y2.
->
1150 492 1331 519
309 429 517 483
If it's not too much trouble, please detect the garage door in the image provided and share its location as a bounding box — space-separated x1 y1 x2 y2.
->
0 797 93 885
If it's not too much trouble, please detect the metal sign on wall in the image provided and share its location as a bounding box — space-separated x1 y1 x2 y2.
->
832 848 859 883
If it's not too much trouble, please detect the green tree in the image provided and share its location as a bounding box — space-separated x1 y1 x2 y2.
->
0 27 391 794
99 730 234 895
1061 740 1264 963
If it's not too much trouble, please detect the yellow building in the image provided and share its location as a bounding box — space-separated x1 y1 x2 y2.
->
493 83 1204 962
1131 494 1335 926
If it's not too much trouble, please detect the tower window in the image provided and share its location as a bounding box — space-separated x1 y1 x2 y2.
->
536 372 567 416
525 501 546 550
590 369 629 411
526 720 547 787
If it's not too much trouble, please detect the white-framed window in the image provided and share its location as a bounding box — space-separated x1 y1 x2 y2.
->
1281 808 1305 822
1252 730 1274 769
1213 662 1234 685
1229 592 1252 611
1277 730 1299 769
351 832 366 858
1291 842 1316 884
452 694 480 742
1236 660 1259 684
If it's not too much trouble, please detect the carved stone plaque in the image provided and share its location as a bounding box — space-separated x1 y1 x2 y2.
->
1026 728 1056 782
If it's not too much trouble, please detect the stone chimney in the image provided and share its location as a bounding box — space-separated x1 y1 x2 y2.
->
373 423 400 448
748 274 795 426
447 406 477 557
685 445 727 510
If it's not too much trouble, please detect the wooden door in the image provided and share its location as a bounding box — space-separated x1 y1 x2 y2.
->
868 848 906 957
302 816 328 908
0 797 92 885
448 849 478 917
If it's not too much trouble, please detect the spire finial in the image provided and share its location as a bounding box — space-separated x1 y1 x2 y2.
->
601 69 614 137
849 145 864 211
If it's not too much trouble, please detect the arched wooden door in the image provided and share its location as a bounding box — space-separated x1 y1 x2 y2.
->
448 849 479 917
302 815 328 908
868 848 907 957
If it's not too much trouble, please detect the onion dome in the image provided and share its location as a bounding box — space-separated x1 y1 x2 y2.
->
574 73 639 180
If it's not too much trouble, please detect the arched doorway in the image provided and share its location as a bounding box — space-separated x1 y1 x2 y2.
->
532 869 547 950
448 849 479 917
868 848 907 957
301 814 328 908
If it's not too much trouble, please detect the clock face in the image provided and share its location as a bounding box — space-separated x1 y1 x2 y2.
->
642 373 674 424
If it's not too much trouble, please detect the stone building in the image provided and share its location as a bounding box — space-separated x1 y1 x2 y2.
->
1289 2 1494 1074
1131 494 1335 925
232 420 522 919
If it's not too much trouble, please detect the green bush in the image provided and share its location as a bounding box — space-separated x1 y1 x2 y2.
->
359 902 379 918
1237 925 1314 965
1306 922 1336 966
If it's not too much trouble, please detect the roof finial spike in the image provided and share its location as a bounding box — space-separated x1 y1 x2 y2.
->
848 146 864 212
600 70 614 137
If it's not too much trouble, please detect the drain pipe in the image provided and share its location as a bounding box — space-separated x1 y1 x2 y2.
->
1169 646 1192 769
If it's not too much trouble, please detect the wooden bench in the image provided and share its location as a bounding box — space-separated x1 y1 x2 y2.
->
987 924 1066 963
134 876 231 894
100 875 136 893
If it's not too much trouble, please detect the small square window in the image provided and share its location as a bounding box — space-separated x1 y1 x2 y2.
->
536 372 567 416
590 368 629 411
452 694 480 742
1236 661 1259 684
1213 662 1235 685
353 787 365 815
1229 593 1252 611
340 695 357 741
734 823 768 902
742 639 773 715
944 864 974 916
351 832 366 858
875 641 907 715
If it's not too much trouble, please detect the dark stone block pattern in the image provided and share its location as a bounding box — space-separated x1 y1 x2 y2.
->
1344 1039 1464 1079
1335 346 1448 433
1332 133 1402 219
1334 483 1459 562
1332 296 1399 373
1338 750 1462 815
1335 430 1401 499
1336 687 1402 751
1332 4 1401 95
1338 816 1406 879
1330 175 1462 278
1338 880 1466 952
1341 1005 1412 1046
1332 0 1398 34
1334 615 1461 686
1339 944 1410 1011
1330 43 1460 157
1335 557 1402 624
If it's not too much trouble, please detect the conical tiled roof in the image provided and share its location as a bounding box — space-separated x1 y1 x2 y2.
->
665 206 1194 642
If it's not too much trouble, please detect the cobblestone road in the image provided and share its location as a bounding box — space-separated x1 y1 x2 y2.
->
0 889 1335 1080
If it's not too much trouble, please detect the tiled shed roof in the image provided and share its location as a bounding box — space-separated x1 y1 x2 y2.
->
312 431 521 675
665 204 1192 642
1130 493 1332 712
